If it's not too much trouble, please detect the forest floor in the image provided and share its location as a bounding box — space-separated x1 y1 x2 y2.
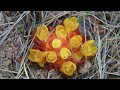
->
0 11 119 79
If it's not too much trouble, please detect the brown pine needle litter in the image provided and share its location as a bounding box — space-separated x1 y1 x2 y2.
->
0 11 120 79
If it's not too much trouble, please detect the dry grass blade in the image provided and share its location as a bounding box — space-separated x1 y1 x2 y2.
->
0 68 17 74
15 26 32 78
23 63 29 79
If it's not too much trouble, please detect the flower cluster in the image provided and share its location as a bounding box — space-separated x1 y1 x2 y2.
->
28 17 98 76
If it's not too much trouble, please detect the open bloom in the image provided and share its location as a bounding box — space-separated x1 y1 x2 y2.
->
28 49 46 67
70 35 82 48
63 17 79 34
36 24 49 41
55 25 67 38
52 39 62 48
43 51 57 63
60 47 71 59
82 40 98 56
61 61 76 76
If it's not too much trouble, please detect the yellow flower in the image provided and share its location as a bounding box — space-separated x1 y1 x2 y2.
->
70 35 82 48
63 17 79 34
55 25 67 38
36 24 49 41
61 61 76 76
82 40 98 56
73 48 83 60
43 51 57 63
52 39 62 48
60 47 71 59
28 49 45 67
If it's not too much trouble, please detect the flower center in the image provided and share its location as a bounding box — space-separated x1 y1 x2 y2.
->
52 39 62 48
60 48 71 59
48 54 55 60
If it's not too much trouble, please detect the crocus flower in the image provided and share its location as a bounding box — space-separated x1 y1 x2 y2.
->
55 25 67 38
82 40 98 57
52 39 62 49
70 35 82 48
43 51 57 63
36 24 49 41
28 49 46 67
63 17 79 34
61 61 76 76
60 47 71 59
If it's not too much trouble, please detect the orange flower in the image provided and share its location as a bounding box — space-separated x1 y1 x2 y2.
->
60 47 71 59
63 17 79 34
82 40 98 57
28 49 46 67
43 51 57 63
27 16 99 77
36 24 49 41
52 39 62 49
70 35 82 48
61 61 76 76
55 25 67 38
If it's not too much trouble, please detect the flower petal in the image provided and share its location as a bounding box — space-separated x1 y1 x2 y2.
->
44 51 57 63
61 61 76 76
63 17 79 34
73 48 83 61
36 24 49 41
55 25 67 38
82 40 98 56
60 47 71 59
70 35 82 48
69 17 79 31
28 49 46 67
